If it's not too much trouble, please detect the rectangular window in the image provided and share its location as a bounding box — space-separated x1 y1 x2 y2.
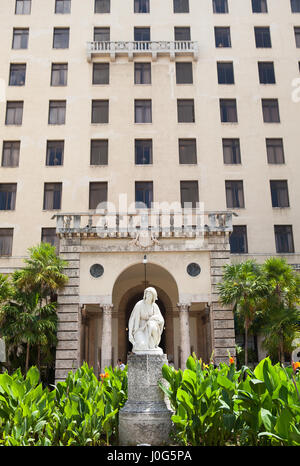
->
252 0 268 13
15 0 31 14
176 62 193 84
135 100 152 123
177 99 195 122
0 229 13 256
93 63 109 84
266 138 285 164
94 27 110 41
89 182 108 209
51 63 68 86
225 180 245 208
43 183 62 210
0 184 17 210
254 27 271 47
53 28 69 48
173 0 189 13
95 0 110 13
135 181 153 208
230 226 248 253
217 62 234 84
179 139 197 164
174 27 191 41
48 101 66 125
222 139 241 164
2 141 20 167
134 63 151 84
55 0 71 13
294 27 300 47
291 0 300 13
135 139 153 164
274 225 294 253
220 99 238 122
134 27 150 41
92 100 109 123
180 181 199 208
9 64 26 86
134 0 150 13
90 140 108 165
46 141 64 166
215 27 231 47
270 180 290 207
258 62 275 83
5 101 23 125
213 0 228 13
12 28 29 49
41 228 59 250
262 99 280 123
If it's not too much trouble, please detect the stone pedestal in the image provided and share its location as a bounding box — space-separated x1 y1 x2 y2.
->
118 353 172 446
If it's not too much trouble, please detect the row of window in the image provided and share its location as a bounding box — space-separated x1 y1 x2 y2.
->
10 25 300 49
1 98 283 125
0 223 295 256
12 0 300 15
7 61 283 87
0 179 292 212
0 137 287 167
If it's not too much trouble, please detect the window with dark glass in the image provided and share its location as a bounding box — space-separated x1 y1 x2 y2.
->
270 180 290 207
46 141 64 166
89 182 108 209
0 184 17 210
51 63 68 86
291 0 300 13
135 181 153 208
217 62 234 84
134 0 150 13
15 0 31 14
262 99 280 122
135 100 152 123
173 0 189 13
2 141 20 167
95 0 110 13
134 63 151 84
274 225 294 253
174 27 191 41
266 138 285 164
92 100 109 123
90 140 108 165
225 180 244 208
213 0 228 13
0 229 13 256
220 99 238 122
179 139 197 164
177 99 195 122
254 27 271 47
43 183 62 210
258 62 275 83
180 181 199 208
134 27 150 42
48 101 66 125
222 139 241 164
55 0 71 13
135 140 152 164
215 27 231 47
41 228 59 250
230 226 248 253
93 63 109 84
9 64 26 86
294 27 300 47
53 28 69 48
5 101 23 125
176 62 193 84
12 28 29 49
252 0 268 13
94 27 110 41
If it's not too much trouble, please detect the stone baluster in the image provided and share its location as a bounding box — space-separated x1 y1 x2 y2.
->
100 304 114 372
177 302 191 369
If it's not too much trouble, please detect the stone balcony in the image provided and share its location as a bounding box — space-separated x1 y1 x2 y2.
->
86 40 199 62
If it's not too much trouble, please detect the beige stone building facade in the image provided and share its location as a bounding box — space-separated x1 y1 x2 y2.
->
0 0 299 380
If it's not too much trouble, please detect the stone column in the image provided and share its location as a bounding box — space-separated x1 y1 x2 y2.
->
177 302 191 369
100 304 113 372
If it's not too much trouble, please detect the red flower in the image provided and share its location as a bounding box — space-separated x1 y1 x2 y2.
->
229 357 235 365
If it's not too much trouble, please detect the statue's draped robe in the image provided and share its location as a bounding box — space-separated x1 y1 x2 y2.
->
129 300 164 351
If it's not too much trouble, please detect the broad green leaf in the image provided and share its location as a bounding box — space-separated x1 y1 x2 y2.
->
249 379 266 396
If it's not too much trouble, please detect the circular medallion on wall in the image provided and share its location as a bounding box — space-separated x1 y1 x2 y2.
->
90 263 104 278
187 262 201 277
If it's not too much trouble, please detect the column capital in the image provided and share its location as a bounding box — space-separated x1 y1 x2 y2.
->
177 302 191 312
101 303 114 315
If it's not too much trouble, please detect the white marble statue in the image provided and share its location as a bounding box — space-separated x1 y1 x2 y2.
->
128 287 164 354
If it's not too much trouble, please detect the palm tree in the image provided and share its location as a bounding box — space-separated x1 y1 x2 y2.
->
218 260 268 365
0 274 12 304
